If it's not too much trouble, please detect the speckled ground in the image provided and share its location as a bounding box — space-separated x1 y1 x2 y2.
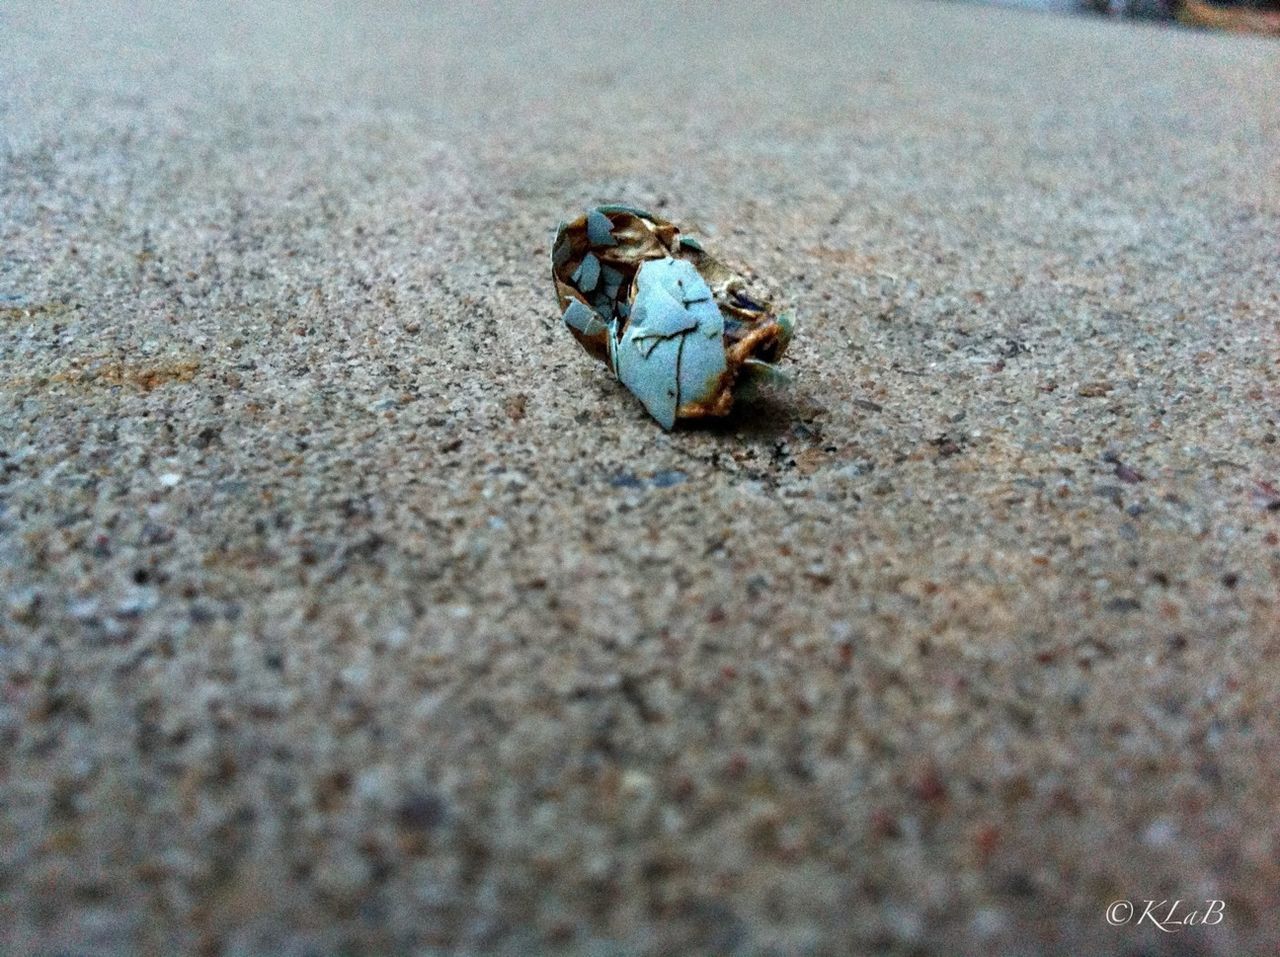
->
2 2 1279 955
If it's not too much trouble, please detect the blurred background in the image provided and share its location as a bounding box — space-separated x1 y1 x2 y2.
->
985 0 1280 31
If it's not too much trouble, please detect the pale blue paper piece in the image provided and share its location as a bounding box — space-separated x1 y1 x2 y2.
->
610 257 725 429
562 298 607 337
572 253 601 292
586 209 617 247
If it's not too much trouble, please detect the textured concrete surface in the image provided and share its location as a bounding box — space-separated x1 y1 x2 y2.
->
3 2 1279 954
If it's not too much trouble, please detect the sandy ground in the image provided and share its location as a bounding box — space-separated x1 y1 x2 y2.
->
3 1 1279 954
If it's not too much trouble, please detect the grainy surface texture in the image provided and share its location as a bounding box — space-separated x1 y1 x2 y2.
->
2 2 1279 955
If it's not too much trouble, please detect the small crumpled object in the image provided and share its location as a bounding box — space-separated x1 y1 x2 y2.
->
551 205 794 429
